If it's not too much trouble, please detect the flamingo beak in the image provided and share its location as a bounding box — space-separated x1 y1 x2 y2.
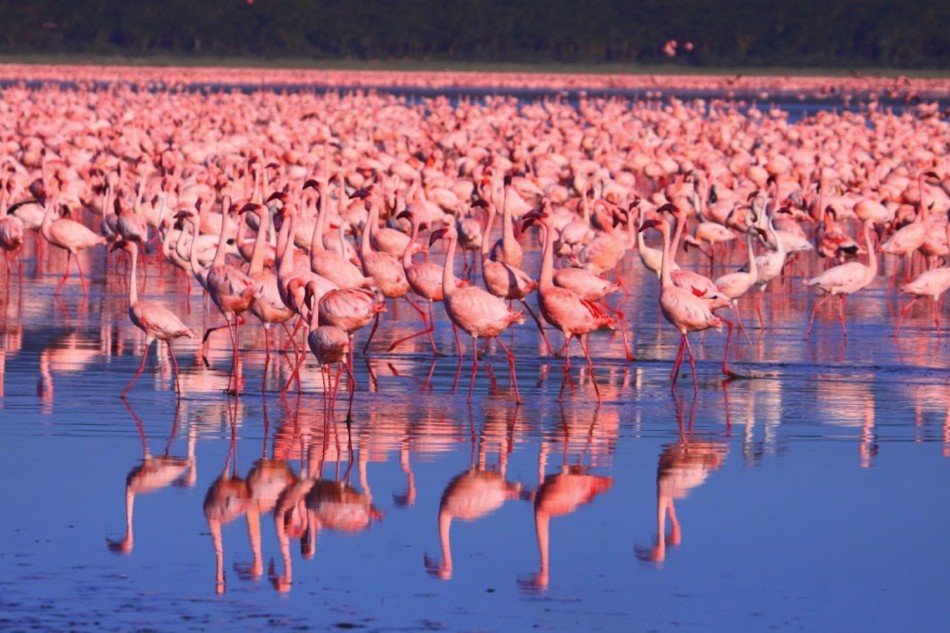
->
429 227 449 246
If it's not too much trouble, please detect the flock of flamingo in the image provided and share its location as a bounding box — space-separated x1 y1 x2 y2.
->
1 67 949 406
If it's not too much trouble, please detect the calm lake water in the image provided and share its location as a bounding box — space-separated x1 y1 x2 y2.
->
2 212 949 632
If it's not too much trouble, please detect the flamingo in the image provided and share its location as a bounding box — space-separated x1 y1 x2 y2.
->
387 209 449 354
203 202 259 395
522 205 616 400
429 223 525 403
477 197 552 355
304 280 356 416
804 218 879 338
306 179 374 290
40 198 107 294
895 213 950 337
354 185 414 353
640 217 723 392
238 203 296 391
111 240 195 396
713 225 765 346
0 211 25 276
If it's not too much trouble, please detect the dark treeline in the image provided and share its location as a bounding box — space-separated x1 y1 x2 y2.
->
1 0 947 69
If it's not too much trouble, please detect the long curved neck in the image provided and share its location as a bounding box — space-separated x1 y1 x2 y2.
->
277 213 296 279
310 186 326 256
481 202 497 257
210 210 232 270
659 222 674 289
538 220 555 291
501 185 516 250
248 209 269 275
863 222 878 280
128 243 140 305
361 197 377 257
744 230 757 277
403 218 420 269
441 231 458 297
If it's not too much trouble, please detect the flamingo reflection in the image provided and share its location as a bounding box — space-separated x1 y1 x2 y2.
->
520 412 613 592
240 397 299 582
204 399 254 594
425 405 524 580
636 396 728 565
107 400 196 554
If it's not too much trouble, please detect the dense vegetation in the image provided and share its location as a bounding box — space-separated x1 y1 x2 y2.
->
1 0 946 69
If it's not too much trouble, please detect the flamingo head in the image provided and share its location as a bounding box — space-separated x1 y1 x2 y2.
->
428 226 450 246
237 202 262 217
638 217 665 233
349 184 374 200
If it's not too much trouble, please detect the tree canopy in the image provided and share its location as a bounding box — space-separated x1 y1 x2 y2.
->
1 0 946 69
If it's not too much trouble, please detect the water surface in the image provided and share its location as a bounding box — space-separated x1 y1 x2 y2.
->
2 226 949 632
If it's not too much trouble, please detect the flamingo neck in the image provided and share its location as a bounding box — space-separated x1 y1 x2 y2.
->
538 221 555 291
659 222 674 290
403 218 420 269
128 243 140 306
441 230 458 297
249 209 269 275
481 202 497 257
744 230 757 277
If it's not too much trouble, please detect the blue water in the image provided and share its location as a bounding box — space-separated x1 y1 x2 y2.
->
2 222 949 631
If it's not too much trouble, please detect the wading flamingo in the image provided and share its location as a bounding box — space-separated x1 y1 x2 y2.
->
430 223 525 403
640 217 723 392
111 240 195 396
804 218 879 338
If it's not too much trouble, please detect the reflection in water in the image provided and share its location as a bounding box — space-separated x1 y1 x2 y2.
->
425 405 523 580
520 411 614 592
107 400 197 554
520 434 614 590
636 396 728 566
204 398 253 594
36 331 103 414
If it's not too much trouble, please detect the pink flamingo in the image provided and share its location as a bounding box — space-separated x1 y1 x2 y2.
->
640 217 722 392
40 198 107 294
522 205 616 400
429 223 525 403
895 213 950 337
0 211 25 277
111 240 195 396
238 203 296 391
203 201 259 395
387 209 448 354
304 280 356 416
804 218 879 338
354 185 414 353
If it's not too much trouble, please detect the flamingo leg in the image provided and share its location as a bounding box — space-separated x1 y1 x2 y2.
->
54 252 73 295
683 334 699 394
520 299 555 356
754 288 765 329
167 341 182 395
468 337 479 402
494 336 521 404
838 294 849 337
123 339 153 396
732 301 751 346
671 334 687 387
578 335 601 401
805 292 834 338
933 298 942 337
895 297 918 336
362 312 381 355
602 300 636 361
720 317 735 377
386 298 436 354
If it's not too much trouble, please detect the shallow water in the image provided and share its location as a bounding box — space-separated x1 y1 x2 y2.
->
2 228 949 632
